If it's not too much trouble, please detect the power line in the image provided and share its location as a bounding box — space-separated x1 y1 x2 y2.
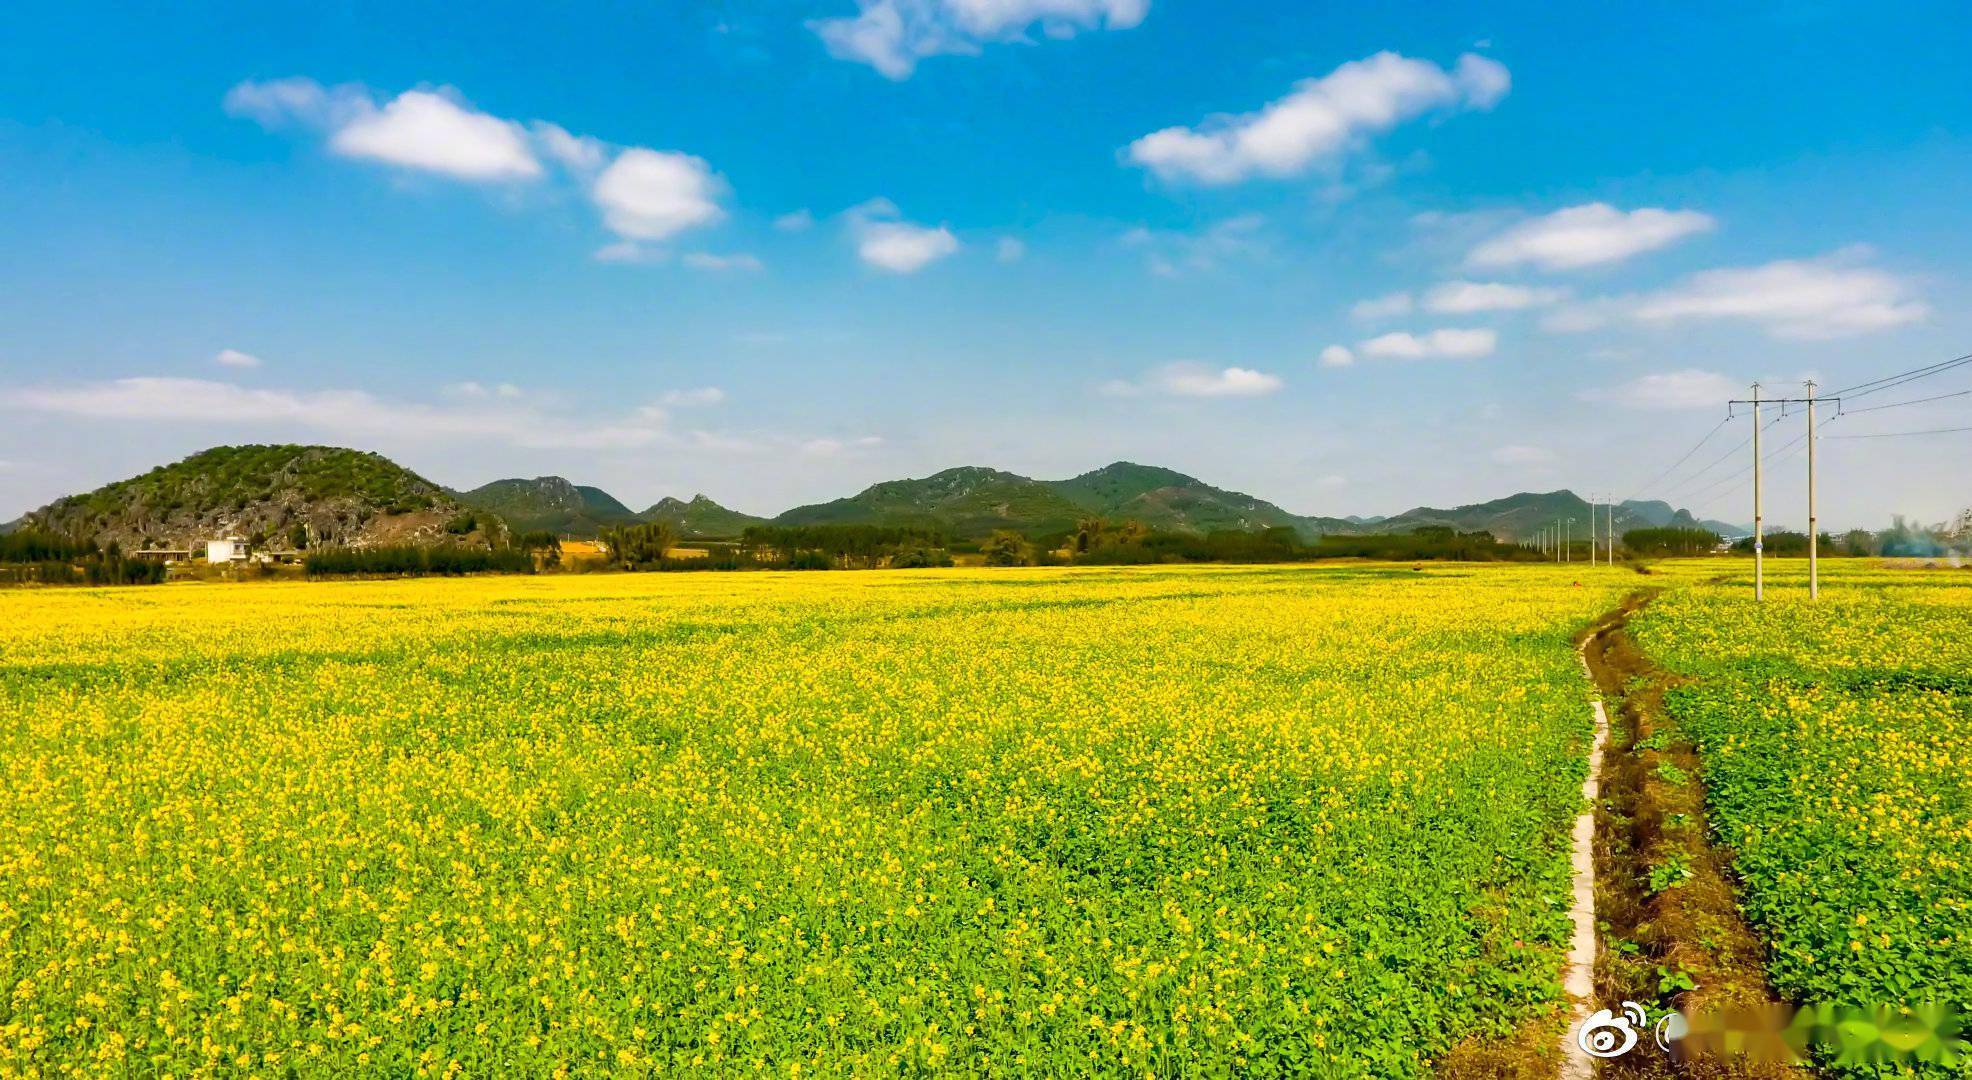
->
1679 410 1823 510
1829 351 1972 401
1827 424 1972 440
1838 388 1971 415
1659 412 1788 501
1624 414 1733 502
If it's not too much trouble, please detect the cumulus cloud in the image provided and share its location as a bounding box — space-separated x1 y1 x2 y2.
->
1580 369 1739 410
1357 328 1497 360
213 349 263 369
996 237 1027 263
1318 345 1356 368
847 199 960 273
330 91 542 181
1350 292 1414 320
227 78 727 248
681 251 764 272
811 0 1148 79
1422 280 1566 313
1125 52 1508 185
591 149 726 242
1467 203 1714 271
1102 362 1284 398
1543 251 1927 341
774 209 816 232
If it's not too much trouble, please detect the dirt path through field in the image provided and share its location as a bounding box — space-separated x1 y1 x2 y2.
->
1572 589 1801 1080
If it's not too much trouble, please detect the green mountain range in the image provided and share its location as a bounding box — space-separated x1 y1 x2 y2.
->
15 446 1746 550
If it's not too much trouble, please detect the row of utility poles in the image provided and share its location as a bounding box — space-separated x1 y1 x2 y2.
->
1728 381 1828 601
1531 497 1616 564
1534 381 1827 601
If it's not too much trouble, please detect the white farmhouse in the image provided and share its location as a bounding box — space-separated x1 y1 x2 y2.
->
205 536 250 563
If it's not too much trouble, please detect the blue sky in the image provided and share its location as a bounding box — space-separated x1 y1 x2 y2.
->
3 1 1969 528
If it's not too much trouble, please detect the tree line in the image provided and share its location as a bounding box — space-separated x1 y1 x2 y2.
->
0 530 168 585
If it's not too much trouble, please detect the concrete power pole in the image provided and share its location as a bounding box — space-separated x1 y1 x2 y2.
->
1752 382 1764 602
1807 380 1820 601
1606 497 1615 564
1588 496 1597 566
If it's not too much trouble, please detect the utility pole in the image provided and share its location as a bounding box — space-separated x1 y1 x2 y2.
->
1807 380 1820 601
1588 496 1597 566
1727 384 1838 600
1563 519 1570 563
1606 497 1615 564
1752 382 1763 600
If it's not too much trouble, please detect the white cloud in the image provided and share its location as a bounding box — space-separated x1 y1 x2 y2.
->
1103 362 1284 398
659 387 727 407
1467 203 1714 271
5 377 677 449
213 349 262 369
231 79 543 181
1357 328 1497 360
1491 444 1554 465
591 148 726 242
997 237 1027 263
847 199 960 273
1542 251 1928 341
330 90 542 181
1628 253 1927 340
530 121 607 172
1580 369 1738 411
1422 280 1566 313
223 77 363 129
682 251 764 271
810 0 1148 80
228 78 727 247
774 209 816 232
1318 345 1356 368
1125 52 1508 185
1350 292 1414 320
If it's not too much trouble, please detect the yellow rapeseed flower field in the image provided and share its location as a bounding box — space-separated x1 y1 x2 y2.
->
0 564 1635 1075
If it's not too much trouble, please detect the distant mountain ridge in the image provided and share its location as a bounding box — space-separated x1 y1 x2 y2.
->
1373 490 1745 542
17 446 1747 548
454 476 642 537
641 495 768 538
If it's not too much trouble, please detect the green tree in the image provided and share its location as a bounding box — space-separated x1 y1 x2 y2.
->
601 522 678 568
1073 517 1106 553
982 530 1027 567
